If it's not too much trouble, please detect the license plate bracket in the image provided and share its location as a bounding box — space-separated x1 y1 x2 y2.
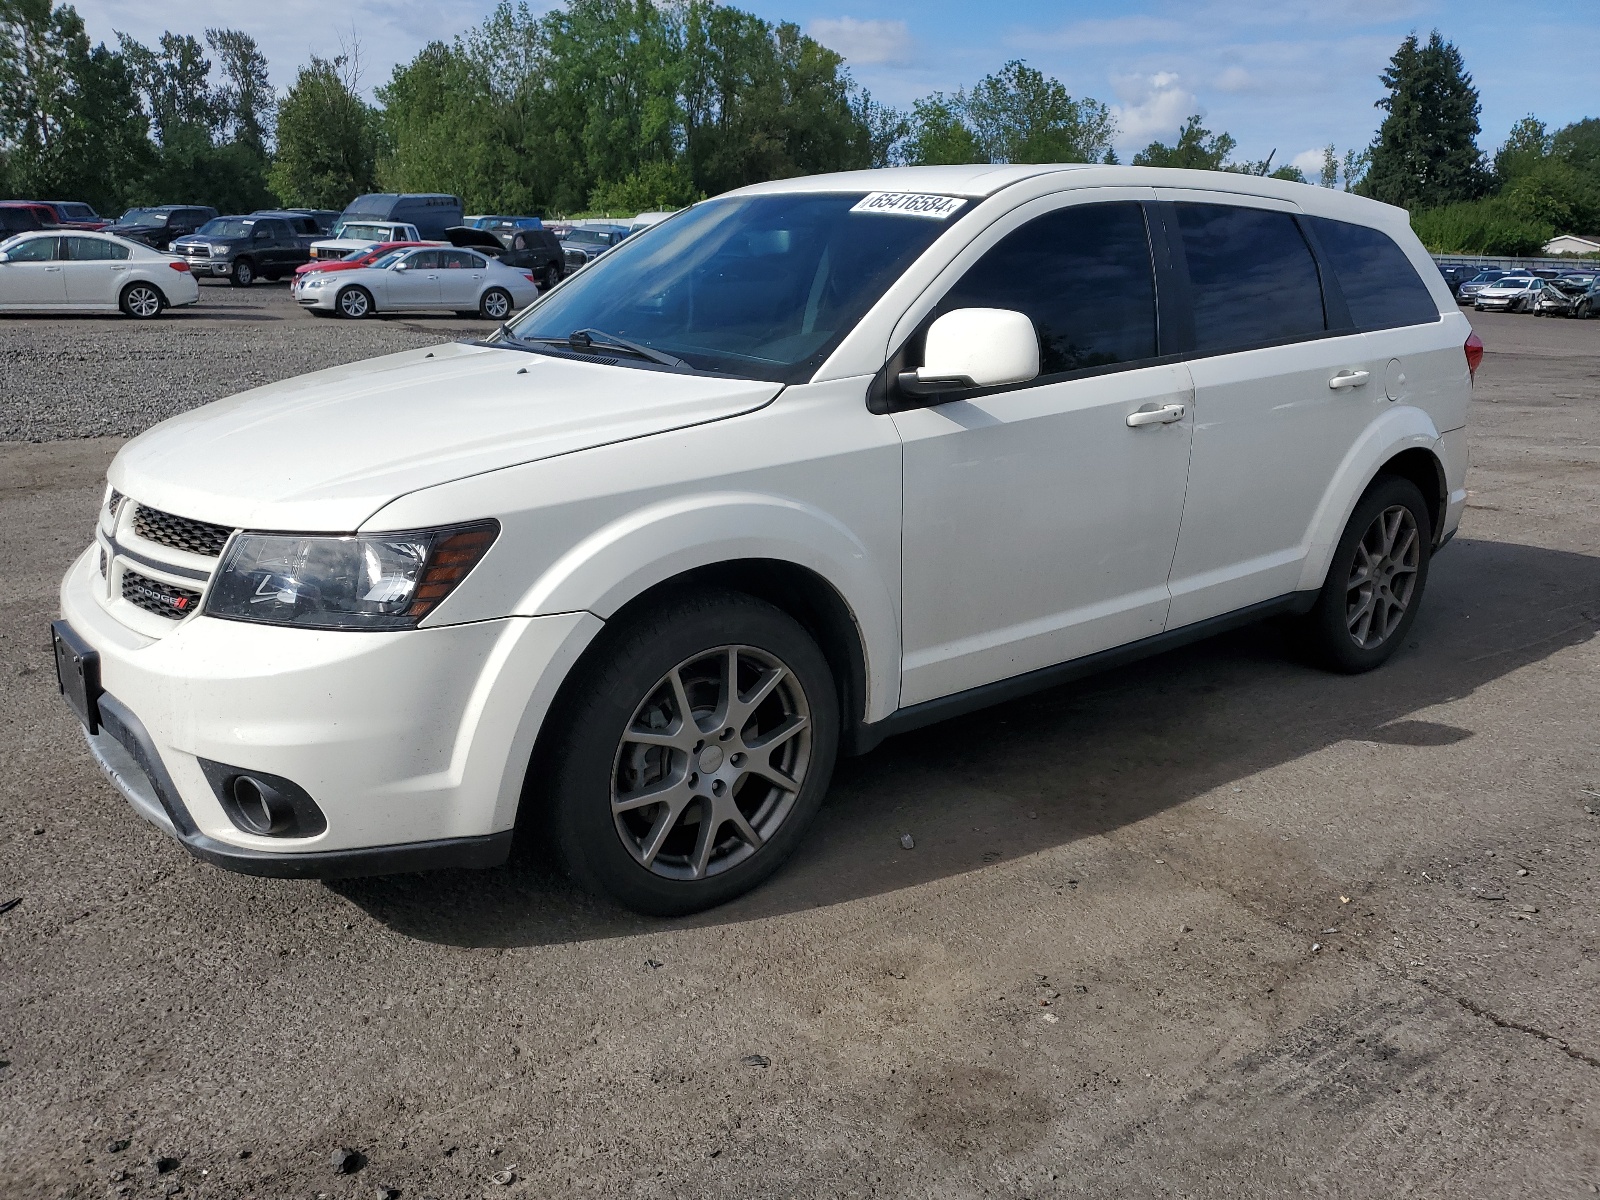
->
52 619 101 734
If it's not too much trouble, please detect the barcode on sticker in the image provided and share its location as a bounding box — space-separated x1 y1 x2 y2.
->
850 192 964 219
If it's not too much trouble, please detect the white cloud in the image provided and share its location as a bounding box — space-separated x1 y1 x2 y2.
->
1291 147 1328 177
808 17 913 66
1214 66 1252 93
1035 15 1186 48
1110 72 1198 148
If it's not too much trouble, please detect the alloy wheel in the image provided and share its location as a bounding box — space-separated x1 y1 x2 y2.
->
124 285 161 318
482 289 510 319
338 288 369 318
1345 504 1420 650
611 645 812 881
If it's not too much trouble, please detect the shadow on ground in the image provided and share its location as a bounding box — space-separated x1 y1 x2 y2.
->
331 537 1600 947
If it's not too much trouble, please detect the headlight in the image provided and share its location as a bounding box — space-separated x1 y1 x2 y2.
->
304 277 324 288
211 244 229 255
205 522 498 630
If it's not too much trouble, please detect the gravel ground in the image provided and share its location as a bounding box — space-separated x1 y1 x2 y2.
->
0 281 493 441
0 310 1597 1198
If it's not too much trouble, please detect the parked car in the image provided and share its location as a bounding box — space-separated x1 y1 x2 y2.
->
464 215 545 249
1473 275 1543 312
338 193 463 240
0 205 45 235
559 223 629 270
0 230 198 316
171 213 319 286
104 205 216 249
273 208 340 235
55 165 1474 916
1436 264 1473 297
308 220 425 262
36 201 109 230
627 210 678 235
292 244 539 318
1565 280 1600 318
0 200 61 228
1454 269 1508 304
445 225 566 290
292 240 436 279
1532 282 1576 316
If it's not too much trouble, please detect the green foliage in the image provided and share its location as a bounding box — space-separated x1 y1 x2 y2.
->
1359 30 1488 208
269 54 379 209
1133 115 1236 170
589 158 702 212
1551 118 1600 179
1493 114 1549 183
1269 164 1306 182
206 27 273 155
964 60 1114 164
1410 197 1552 255
905 93 982 165
1319 145 1338 189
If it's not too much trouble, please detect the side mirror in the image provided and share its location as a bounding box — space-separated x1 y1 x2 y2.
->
898 308 1039 398
393 261 408 271
0 252 9 264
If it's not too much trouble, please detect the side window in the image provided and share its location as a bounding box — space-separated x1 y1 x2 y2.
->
937 201 1158 377
1305 216 1439 330
405 250 441 269
66 236 124 260
1175 204 1325 354
8 236 60 262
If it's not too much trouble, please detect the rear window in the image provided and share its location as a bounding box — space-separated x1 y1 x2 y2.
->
1175 204 1326 354
1305 216 1439 331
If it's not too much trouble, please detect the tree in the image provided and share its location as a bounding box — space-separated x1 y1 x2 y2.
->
117 30 214 143
270 52 379 209
1319 145 1338 188
206 27 272 154
1359 30 1487 209
904 93 981 165
1551 118 1600 181
1132 115 1235 170
963 59 1114 164
1493 114 1549 184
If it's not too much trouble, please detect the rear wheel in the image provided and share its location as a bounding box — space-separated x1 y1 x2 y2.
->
230 257 255 287
119 281 165 319
1299 476 1432 673
479 287 512 321
540 264 561 290
543 590 839 916
336 286 373 319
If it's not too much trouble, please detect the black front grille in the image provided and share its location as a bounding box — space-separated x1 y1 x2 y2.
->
107 488 125 518
121 570 201 620
133 504 232 557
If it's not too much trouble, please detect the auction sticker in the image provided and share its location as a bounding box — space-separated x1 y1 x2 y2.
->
850 192 964 219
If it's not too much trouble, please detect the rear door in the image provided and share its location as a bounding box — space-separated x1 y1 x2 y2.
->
0 235 66 307
62 235 130 306
1155 194 1376 628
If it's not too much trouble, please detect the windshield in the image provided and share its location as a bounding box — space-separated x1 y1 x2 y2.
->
198 218 254 238
511 193 962 383
565 228 614 245
368 250 407 269
333 222 394 241
58 203 97 220
119 209 168 228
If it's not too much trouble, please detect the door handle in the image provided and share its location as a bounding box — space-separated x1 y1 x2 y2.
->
1329 370 1370 390
1126 403 1187 428
44 265 62 272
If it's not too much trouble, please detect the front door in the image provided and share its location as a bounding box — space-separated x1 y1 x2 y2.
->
894 199 1194 707
0 235 66 308
437 250 488 309
384 250 441 308
1155 196 1378 628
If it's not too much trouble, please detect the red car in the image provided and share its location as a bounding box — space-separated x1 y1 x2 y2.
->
0 201 61 228
292 241 437 277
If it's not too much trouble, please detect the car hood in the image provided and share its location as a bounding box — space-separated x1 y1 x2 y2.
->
109 340 783 531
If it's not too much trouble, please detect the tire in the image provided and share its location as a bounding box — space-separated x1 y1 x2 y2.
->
118 281 165 319
262 270 282 282
542 589 840 916
540 264 561 290
336 286 373 319
479 287 513 321
229 257 255 287
1298 476 1432 674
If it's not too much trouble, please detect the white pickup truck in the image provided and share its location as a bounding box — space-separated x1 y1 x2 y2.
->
307 220 424 261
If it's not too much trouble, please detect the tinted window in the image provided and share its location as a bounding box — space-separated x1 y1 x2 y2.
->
7 236 60 261
936 202 1157 376
1176 204 1325 353
66 236 128 261
404 250 441 269
1306 216 1439 330
440 250 483 269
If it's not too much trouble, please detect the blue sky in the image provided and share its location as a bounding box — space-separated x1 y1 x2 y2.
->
78 0 1597 179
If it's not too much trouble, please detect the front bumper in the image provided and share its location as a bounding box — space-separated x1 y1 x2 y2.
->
1474 297 1516 309
60 546 601 876
293 282 340 309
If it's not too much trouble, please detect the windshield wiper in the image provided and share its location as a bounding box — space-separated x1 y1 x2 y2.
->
563 328 687 369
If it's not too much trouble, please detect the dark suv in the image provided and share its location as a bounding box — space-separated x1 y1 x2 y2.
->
444 225 565 289
171 212 320 285
104 205 217 249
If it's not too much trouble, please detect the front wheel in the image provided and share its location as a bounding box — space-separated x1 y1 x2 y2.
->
1298 476 1432 673
479 287 512 321
336 286 373 319
119 281 165 319
543 590 840 916
230 258 254 287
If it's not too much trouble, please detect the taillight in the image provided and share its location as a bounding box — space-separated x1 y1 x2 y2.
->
168 261 190 273
524 274 538 284
1464 331 1484 380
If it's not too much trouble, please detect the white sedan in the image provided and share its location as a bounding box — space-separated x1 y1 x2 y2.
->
0 230 199 317
294 245 540 319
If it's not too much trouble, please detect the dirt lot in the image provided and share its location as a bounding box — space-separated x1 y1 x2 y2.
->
1 301 1597 1198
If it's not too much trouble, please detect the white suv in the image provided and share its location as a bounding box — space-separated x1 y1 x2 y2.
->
55 165 1478 914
